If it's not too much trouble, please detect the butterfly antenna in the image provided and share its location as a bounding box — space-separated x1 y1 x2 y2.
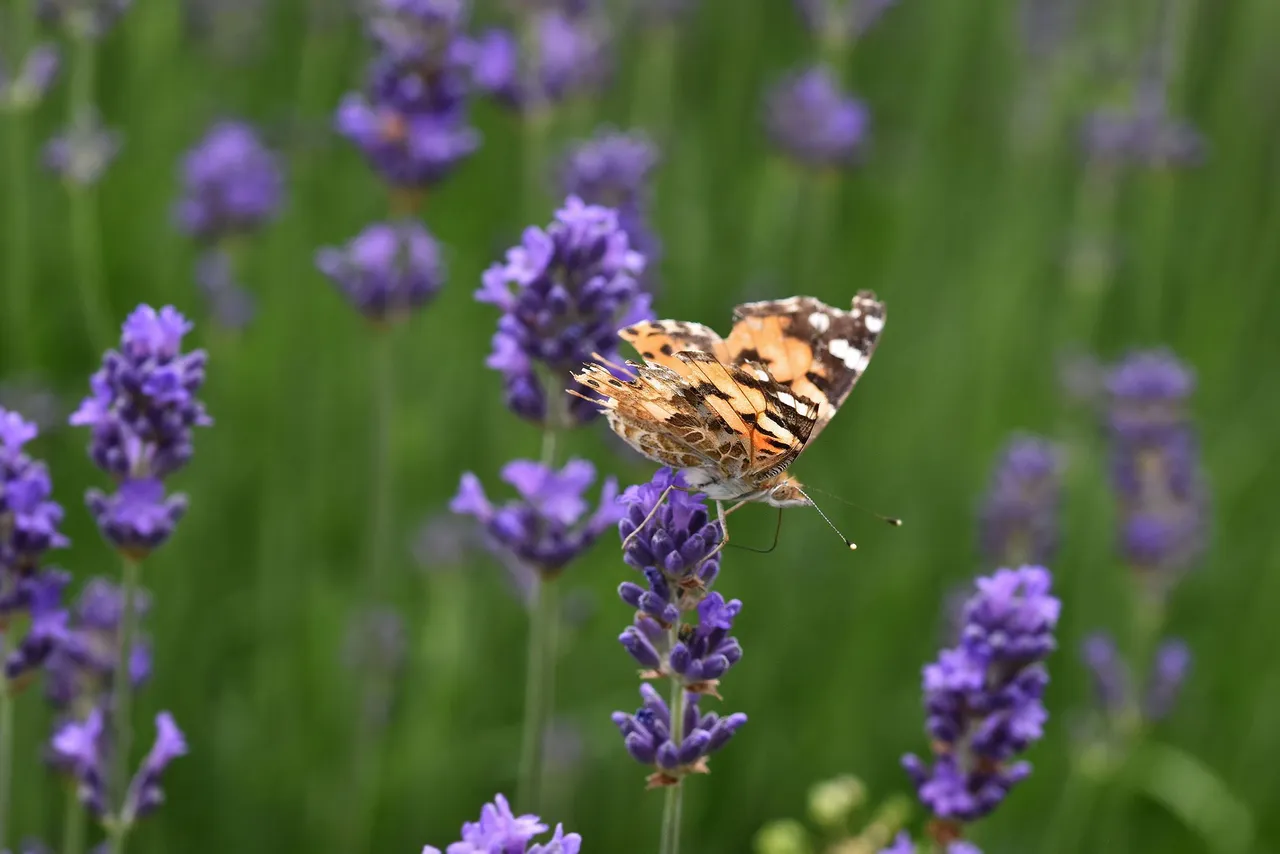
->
806 486 903 528
796 489 858 551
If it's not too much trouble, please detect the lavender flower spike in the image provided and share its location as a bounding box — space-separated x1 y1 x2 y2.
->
52 709 187 822
613 682 747 788
70 305 210 556
560 129 661 268
452 459 623 579
477 196 651 425
978 436 1061 567
45 577 153 714
175 121 283 242
316 221 445 324
422 793 581 854
903 566 1059 826
765 66 869 168
0 45 60 111
878 832 981 854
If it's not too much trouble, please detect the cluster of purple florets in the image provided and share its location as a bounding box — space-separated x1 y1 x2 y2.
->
611 469 748 787
477 196 651 425
978 436 1062 568
69 306 209 557
902 567 1059 828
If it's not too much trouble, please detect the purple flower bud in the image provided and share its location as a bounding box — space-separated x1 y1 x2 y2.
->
764 66 869 168
85 478 188 559
316 221 445 323
44 576 152 711
1080 632 1128 714
43 108 122 186
175 121 283 242
452 459 622 578
612 683 746 786
1144 638 1190 721
472 11 609 112
978 436 1062 568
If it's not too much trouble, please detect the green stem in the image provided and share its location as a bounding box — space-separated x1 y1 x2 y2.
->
659 624 685 854
67 33 113 351
62 784 87 854
1060 160 1120 348
106 555 142 854
516 384 564 812
5 107 33 367
0 632 11 850
1040 765 1101 852
367 332 396 599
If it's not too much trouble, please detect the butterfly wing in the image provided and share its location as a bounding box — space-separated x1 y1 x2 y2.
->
618 319 731 377
725 290 885 441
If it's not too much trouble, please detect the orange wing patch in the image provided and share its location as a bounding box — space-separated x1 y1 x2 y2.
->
619 320 730 377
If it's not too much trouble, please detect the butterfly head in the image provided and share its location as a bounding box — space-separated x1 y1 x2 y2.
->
764 475 811 508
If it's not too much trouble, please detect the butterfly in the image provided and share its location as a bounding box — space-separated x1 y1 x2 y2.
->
569 291 887 552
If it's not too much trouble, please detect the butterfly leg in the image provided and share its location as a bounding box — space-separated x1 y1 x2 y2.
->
620 483 678 554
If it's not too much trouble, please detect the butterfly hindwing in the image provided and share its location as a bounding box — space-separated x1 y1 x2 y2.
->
618 319 731 378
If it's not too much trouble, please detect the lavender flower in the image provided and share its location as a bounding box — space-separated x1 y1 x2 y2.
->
422 793 581 854
317 221 446 323
477 196 650 424
794 0 898 44
336 5 478 189
612 682 747 788
764 66 869 168
1080 632 1127 715
175 121 283 242
1082 106 1205 169
978 436 1062 567
879 833 981 854
45 577 153 713
903 566 1059 825
70 305 210 556
0 45 60 111
472 11 609 112
52 708 187 821
0 408 70 685
560 129 661 266
1104 350 1206 583
452 459 622 579
1144 638 1190 721
43 107 122 187
37 0 132 39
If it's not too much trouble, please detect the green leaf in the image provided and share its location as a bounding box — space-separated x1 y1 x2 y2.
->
1130 741 1256 854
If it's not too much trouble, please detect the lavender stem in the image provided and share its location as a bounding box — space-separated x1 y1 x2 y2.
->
107 555 141 854
67 31 113 351
367 331 396 598
659 624 685 854
5 71 33 365
62 782 87 854
0 631 12 849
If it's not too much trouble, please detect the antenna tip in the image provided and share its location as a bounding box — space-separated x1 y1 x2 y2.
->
886 517 903 527
847 541 858 551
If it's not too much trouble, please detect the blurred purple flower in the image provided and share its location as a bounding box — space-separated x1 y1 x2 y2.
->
1082 106 1205 169
612 682 747 788
1144 638 1190 722
879 833 982 854
978 436 1062 568
335 89 479 188
411 511 481 570
316 221 445 323
194 249 257 331
52 708 186 821
1104 350 1207 583
903 566 1059 823
70 305 210 556
366 0 467 64
45 576 153 713
477 195 650 425
765 66 869 168
1080 632 1127 715
175 121 283 242
452 459 622 578
3 569 70 683
560 129 661 266
472 11 609 112
794 0 898 44
0 45 60 111
37 0 132 39
0 407 69 574
422 793 581 854
43 108 122 186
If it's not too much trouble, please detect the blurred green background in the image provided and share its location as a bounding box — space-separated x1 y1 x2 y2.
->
3 0 1280 852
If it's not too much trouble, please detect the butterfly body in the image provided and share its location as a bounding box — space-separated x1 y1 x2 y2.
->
571 292 886 512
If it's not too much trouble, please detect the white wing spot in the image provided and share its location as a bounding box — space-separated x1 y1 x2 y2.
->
865 314 884 334
776 391 799 409
754 369 771 382
828 338 867 370
808 311 831 333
